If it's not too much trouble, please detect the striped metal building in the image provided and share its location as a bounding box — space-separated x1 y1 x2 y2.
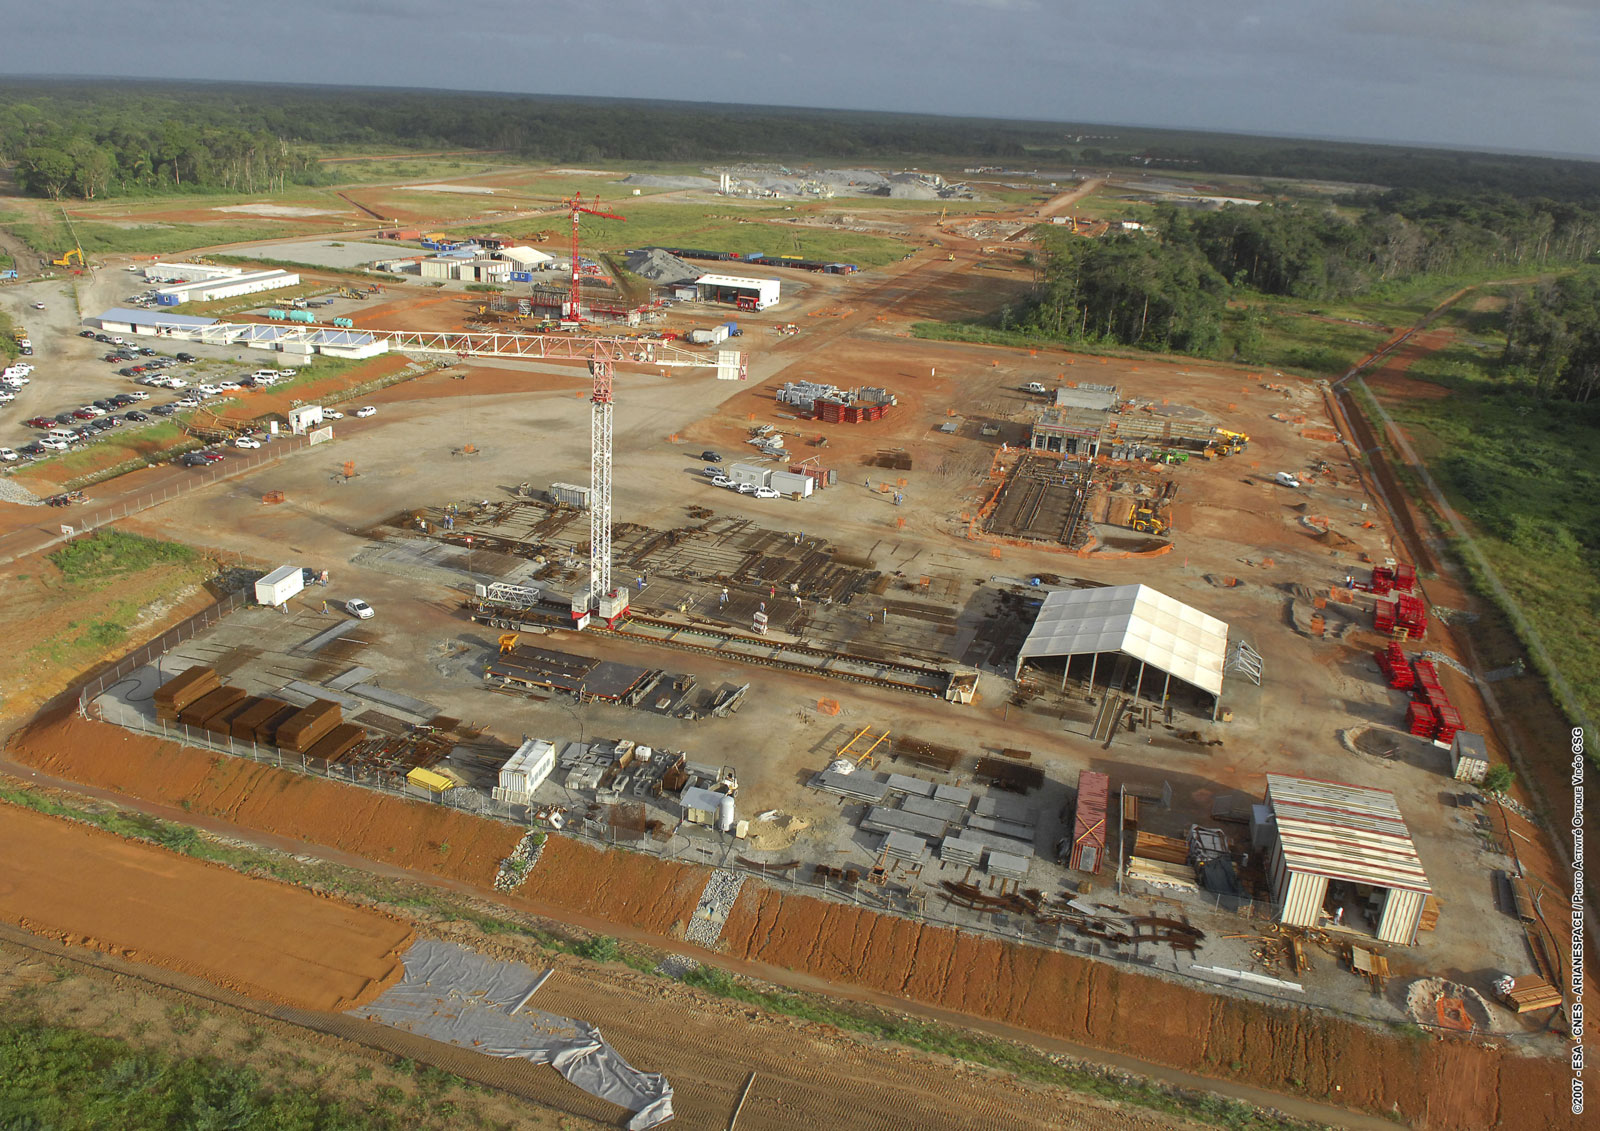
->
1263 774 1431 946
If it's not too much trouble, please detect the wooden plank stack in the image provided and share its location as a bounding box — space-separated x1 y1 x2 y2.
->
229 697 292 741
1506 976 1563 1014
306 723 366 764
177 686 247 728
154 666 220 722
276 699 343 754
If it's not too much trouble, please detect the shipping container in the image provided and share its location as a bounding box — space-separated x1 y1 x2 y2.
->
549 482 591 508
254 565 304 607
1069 770 1110 873
769 470 813 497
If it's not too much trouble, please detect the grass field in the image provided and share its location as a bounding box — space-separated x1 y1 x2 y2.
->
464 200 914 267
1376 325 1600 729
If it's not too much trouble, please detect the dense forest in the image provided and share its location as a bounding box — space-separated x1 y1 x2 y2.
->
3 78 1600 202
1501 271 1600 401
1017 193 1600 396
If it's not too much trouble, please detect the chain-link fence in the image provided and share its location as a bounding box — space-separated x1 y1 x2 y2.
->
76 590 251 711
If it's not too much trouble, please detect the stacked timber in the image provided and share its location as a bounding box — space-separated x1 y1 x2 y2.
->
1132 831 1191 864
305 723 366 764
177 686 247 728
253 704 302 745
276 699 342 754
229 697 291 741
202 694 261 736
154 667 220 722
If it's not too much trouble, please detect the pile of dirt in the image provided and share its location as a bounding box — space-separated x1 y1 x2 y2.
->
717 884 1570 1131
624 247 700 284
0 800 411 1012
744 812 810 852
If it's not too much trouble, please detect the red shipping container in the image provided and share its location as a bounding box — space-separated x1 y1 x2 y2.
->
1069 770 1111 874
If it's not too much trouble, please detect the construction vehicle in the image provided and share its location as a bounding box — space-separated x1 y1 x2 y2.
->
1129 505 1168 536
338 287 366 300
51 248 83 267
1212 428 1250 456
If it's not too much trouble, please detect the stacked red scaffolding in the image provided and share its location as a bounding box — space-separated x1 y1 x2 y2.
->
1406 700 1437 737
1410 659 1463 744
1376 593 1427 638
1369 562 1417 595
1374 642 1414 688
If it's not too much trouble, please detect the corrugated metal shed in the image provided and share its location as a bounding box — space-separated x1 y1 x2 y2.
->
1265 775 1431 894
98 308 218 331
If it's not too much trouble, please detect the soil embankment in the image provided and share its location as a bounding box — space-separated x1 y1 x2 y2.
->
5 709 1576 1130
0 802 412 1012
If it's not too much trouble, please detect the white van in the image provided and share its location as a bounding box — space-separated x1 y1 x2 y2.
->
1273 471 1302 488
45 429 78 444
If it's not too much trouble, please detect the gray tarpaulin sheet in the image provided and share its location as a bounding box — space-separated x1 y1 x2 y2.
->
353 939 673 1128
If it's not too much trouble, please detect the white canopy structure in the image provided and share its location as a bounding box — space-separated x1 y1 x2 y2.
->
1014 583 1229 709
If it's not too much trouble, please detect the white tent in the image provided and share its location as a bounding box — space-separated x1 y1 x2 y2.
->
498 245 555 266
1014 583 1228 699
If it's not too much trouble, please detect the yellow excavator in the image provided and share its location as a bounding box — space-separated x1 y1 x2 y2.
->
51 247 83 267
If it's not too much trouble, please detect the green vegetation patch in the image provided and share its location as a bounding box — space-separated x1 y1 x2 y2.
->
1384 375 1600 726
50 530 197 584
0 1019 426 1131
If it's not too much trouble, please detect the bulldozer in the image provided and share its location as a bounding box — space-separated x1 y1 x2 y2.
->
51 247 83 268
338 286 366 300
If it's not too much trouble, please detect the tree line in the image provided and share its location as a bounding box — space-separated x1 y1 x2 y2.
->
1502 271 1600 402
1015 193 1600 390
3 79 1600 203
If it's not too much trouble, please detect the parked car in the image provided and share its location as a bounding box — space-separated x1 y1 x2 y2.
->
710 475 733 489
180 452 209 467
151 404 177 416
752 486 781 499
17 443 45 458
38 438 70 451
124 410 149 422
353 405 376 418
24 416 55 429
54 413 78 426
125 390 149 400
175 352 195 362
94 334 112 343
735 482 757 495
701 466 722 478
0 448 16 462
71 409 97 420
31 302 45 310
278 368 297 377
78 330 95 338
216 381 242 392
198 450 225 463
700 450 722 462
92 399 116 411
345 598 374 620
234 436 260 449
323 410 343 419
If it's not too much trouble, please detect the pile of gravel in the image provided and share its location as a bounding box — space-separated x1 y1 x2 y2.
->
625 248 700 284
620 174 718 190
0 477 42 506
684 868 745 948
493 830 546 892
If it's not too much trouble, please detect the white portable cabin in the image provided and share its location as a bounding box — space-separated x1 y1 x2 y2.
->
254 565 304 608
1450 732 1489 784
493 739 557 805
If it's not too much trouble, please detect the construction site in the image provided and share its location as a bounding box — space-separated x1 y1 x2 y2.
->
0 156 1583 1131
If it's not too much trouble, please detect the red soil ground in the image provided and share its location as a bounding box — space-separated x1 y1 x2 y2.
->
5 707 1574 1130
718 885 1573 1131
0 801 411 1012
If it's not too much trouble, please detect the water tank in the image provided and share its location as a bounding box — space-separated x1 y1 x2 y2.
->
718 795 736 833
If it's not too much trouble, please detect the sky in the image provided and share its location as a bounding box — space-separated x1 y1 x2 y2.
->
7 0 1599 158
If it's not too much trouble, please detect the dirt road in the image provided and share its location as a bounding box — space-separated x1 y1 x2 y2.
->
1036 177 1107 217
0 801 412 1011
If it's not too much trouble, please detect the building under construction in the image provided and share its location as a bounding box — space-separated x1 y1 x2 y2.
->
983 453 1097 549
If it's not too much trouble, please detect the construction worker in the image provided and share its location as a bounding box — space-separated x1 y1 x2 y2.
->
320 600 330 615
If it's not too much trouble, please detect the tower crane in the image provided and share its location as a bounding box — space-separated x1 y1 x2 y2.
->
563 192 625 321
221 323 749 627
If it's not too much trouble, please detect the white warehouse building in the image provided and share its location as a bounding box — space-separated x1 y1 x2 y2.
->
155 269 300 305
695 273 780 310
